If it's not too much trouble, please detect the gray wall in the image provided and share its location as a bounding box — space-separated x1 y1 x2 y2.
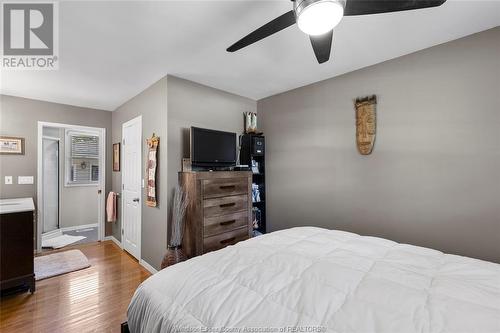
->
0 95 113 236
111 77 168 269
111 75 255 270
259 27 500 263
166 75 256 238
42 127 98 229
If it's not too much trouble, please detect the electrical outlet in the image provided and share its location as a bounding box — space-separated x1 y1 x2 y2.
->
4 176 12 185
18 176 34 185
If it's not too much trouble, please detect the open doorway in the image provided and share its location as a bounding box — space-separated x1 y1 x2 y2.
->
37 122 106 252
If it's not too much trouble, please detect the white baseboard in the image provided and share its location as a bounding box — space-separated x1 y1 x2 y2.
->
61 223 98 233
103 235 122 248
102 236 157 274
140 259 158 275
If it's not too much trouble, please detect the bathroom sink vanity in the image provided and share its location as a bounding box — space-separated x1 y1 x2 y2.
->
0 198 36 294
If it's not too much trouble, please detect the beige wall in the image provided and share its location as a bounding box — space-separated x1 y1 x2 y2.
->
259 27 500 263
111 77 168 269
0 95 113 236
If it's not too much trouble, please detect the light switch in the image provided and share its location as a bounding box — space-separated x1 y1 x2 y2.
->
4 176 13 185
18 176 34 185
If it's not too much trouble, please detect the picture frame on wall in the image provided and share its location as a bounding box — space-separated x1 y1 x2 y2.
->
0 136 25 155
113 143 120 171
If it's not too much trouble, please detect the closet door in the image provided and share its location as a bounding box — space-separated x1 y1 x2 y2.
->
42 138 59 233
122 116 142 260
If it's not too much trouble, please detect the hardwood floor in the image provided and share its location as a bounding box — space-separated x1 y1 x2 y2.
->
0 241 151 333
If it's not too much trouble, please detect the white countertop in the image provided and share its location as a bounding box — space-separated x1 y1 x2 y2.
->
0 197 35 214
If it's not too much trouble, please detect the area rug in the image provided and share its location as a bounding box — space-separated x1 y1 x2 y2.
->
35 250 90 280
41 234 86 249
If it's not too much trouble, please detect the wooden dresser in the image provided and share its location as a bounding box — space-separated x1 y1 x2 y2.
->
180 171 253 258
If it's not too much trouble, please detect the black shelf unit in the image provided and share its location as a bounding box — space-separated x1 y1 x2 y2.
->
239 134 266 234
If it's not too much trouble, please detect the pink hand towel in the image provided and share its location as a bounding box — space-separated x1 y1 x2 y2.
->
106 192 117 222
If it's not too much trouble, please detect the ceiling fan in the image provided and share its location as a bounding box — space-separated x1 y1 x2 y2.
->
227 0 447 64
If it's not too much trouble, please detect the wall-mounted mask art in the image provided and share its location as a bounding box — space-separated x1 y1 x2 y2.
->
355 95 377 155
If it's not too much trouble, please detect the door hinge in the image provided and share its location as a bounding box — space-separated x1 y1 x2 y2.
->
121 229 124 235
122 139 125 145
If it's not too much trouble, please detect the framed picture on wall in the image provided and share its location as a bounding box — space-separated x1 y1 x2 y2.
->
0 136 25 155
113 143 120 171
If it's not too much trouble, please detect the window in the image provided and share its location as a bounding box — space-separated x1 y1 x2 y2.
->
65 131 99 186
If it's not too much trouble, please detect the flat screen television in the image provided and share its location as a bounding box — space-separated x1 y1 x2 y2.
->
191 127 237 168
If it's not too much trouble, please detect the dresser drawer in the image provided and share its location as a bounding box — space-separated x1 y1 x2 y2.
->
202 178 248 199
204 211 248 237
203 195 248 218
203 227 249 253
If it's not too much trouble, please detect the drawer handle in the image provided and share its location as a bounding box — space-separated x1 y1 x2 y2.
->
220 203 236 208
219 185 236 190
220 237 236 244
220 220 236 226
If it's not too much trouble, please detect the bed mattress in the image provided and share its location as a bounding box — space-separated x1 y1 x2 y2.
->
128 227 500 333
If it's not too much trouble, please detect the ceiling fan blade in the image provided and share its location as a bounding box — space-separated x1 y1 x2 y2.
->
344 0 447 16
310 30 333 64
227 10 296 52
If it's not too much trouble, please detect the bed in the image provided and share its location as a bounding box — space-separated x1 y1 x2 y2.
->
127 227 500 333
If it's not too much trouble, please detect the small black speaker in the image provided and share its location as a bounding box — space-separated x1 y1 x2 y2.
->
252 136 265 155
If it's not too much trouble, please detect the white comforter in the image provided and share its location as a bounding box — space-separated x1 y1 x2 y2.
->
128 227 500 333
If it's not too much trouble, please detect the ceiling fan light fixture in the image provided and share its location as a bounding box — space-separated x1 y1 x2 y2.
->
295 0 345 36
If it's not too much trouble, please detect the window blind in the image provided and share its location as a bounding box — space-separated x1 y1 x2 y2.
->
71 135 98 158
66 134 99 185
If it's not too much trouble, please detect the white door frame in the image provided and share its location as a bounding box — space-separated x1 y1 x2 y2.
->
37 121 106 252
121 115 142 260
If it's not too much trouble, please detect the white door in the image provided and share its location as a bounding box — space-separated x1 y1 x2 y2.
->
122 116 142 260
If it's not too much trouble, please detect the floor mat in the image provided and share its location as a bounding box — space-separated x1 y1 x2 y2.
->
42 234 86 249
64 227 98 244
35 250 90 280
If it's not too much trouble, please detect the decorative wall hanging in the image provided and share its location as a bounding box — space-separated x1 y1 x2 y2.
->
0 136 25 155
355 95 377 155
145 134 159 207
112 143 120 171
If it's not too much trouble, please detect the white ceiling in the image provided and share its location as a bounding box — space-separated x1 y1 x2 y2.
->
1 0 499 111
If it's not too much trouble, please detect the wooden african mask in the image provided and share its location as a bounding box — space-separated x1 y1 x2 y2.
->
355 95 377 155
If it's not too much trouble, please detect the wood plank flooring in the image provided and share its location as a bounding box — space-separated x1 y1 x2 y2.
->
0 241 151 333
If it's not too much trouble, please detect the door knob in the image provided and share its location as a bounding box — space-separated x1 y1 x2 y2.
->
133 198 140 202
